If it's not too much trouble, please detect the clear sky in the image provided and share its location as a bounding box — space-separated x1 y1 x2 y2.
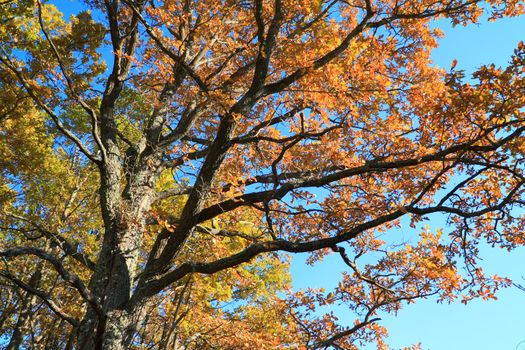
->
291 14 525 350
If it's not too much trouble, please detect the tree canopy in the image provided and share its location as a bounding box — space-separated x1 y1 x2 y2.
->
1 0 525 349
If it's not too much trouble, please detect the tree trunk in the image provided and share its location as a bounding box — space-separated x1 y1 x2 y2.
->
77 152 159 349
76 214 148 349
77 303 147 350
76 223 149 349
6 269 42 350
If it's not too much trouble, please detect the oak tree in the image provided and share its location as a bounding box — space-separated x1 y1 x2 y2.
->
1 0 525 348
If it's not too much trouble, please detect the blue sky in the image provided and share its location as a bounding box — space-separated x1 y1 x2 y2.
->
291 15 525 350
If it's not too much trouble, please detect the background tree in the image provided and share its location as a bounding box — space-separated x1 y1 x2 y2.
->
1 0 525 349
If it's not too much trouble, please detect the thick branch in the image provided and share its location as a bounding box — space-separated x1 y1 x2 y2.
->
3 212 96 270
0 247 102 316
135 175 524 300
197 124 525 222
0 270 80 327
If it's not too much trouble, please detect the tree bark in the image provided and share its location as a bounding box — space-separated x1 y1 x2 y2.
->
6 268 42 350
77 146 160 348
